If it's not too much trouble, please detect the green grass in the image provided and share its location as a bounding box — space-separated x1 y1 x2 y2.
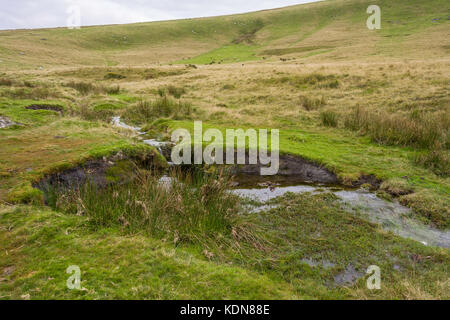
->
413 149 449 178
178 44 261 64
0 205 297 300
0 99 64 127
1 191 448 299
0 87 59 100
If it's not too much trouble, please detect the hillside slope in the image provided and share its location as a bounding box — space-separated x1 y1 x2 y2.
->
0 0 448 70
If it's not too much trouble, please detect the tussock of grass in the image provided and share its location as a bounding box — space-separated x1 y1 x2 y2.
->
343 107 449 150
158 85 186 99
69 102 115 122
261 73 339 89
45 168 240 243
66 81 121 96
299 95 326 111
105 85 120 95
66 81 95 95
104 72 126 80
167 85 186 98
123 96 193 124
0 78 38 88
23 80 36 88
380 178 414 197
143 68 186 80
320 110 338 127
221 84 236 90
0 87 56 99
399 191 450 229
7 182 44 205
0 78 14 86
413 149 449 177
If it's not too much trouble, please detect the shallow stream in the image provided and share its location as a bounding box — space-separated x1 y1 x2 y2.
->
231 176 450 248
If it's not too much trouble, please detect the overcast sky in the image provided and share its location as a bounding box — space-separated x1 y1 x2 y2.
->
0 0 321 30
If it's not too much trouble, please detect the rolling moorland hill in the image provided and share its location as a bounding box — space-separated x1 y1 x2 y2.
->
0 0 449 69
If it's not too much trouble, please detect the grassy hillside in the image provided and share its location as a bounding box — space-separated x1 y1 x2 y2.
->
0 0 448 69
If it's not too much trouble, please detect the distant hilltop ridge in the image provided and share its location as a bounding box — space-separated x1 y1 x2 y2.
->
0 0 448 69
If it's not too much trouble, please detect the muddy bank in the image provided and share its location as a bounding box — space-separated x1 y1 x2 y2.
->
25 104 64 114
228 153 339 184
34 150 164 198
175 150 340 185
36 159 120 191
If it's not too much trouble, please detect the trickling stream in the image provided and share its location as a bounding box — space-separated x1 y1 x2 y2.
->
231 178 450 249
112 116 170 155
0 116 19 128
113 117 450 249
111 116 143 133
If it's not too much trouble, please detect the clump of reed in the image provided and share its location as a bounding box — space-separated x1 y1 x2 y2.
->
45 168 240 243
66 81 120 95
320 110 338 127
342 106 449 176
123 96 193 124
69 101 115 122
343 107 449 150
299 95 326 111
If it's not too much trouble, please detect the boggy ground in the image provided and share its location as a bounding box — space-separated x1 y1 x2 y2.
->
1 58 448 299
0 0 449 299
1 169 449 300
